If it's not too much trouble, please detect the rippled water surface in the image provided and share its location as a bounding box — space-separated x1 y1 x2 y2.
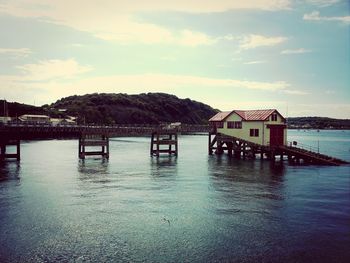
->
1 130 349 262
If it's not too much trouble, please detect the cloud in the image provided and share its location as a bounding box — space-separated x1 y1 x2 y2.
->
288 103 350 118
15 59 93 81
281 48 312 54
43 74 288 92
305 0 340 7
0 48 32 58
0 1 292 16
239 34 287 50
303 11 350 24
282 89 309 95
0 68 291 105
244 60 267 65
0 1 291 46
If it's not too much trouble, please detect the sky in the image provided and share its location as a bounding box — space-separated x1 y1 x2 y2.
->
0 0 349 118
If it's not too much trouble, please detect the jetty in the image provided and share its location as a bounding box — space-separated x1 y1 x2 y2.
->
150 130 178 156
79 133 109 159
209 132 348 166
208 109 348 166
0 123 190 161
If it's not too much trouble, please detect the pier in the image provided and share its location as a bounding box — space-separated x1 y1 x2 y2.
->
0 138 20 161
209 132 348 166
150 130 178 156
0 123 192 161
79 133 109 159
0 123 348 165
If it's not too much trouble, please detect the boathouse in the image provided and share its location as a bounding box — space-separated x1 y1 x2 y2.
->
209 109 287 147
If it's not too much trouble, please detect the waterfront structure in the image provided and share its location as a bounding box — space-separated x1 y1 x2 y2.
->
51 117 77 126
208 109 348 165
0 122 348 165
0 117 11 124
150 130 178 156
19 114 50 124
0 138 20 161
209 109 286 147
79 133 109 159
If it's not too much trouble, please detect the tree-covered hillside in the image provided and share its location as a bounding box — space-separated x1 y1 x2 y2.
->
0 100 46 117
287 117 350 129
48 93 218 124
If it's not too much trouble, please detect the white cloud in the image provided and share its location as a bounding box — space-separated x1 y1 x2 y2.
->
288 103 350 118
305 0 340 7
244 60 267 65
177 30 216 46
0 69 291 105
282 89 309 95
281 48 312 54
239 34 287 50
0 1 291 46
15 59 93 81
51 74 288 92
0 1 292 16
303 11 350 24
0 48 32 58
218 100 289 113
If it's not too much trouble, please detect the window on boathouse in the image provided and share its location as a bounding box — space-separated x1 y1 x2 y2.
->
271 113 278 121
250 129 259 137
227 121 242 129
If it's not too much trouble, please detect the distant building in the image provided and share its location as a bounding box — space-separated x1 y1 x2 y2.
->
50 117 76 126
0 116 11 124
209 109 287 147
19 114 50 124
18 114 77 125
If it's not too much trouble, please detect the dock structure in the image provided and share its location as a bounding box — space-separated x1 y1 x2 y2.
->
79 133 109 159
0 137 20 161
150 130 178 156
209 132 348 166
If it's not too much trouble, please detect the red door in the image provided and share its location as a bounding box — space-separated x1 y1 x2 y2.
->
270 126 284 146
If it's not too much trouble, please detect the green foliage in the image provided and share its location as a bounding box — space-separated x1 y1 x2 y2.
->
1 100 46 117
3 97 350 128
49 92 218 124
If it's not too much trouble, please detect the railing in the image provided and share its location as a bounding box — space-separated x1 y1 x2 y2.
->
286 141 320 153
0 123 211 135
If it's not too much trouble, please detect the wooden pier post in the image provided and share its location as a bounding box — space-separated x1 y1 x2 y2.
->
208 132 218 155
0 138 20 161
78 133 109 159
150 130 178 156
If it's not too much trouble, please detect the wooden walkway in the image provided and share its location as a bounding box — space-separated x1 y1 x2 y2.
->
150 131 178 156
278 145 348 165
209 132 348 166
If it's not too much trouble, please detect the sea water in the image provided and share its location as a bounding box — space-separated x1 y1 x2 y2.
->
0 130 349 262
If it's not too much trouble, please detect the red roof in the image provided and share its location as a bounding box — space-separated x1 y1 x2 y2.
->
209 111 231 122
209 109 282 121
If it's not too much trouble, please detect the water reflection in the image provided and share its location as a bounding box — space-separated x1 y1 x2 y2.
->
207 155 286 217
0 161 21 182
149 156 178 178
77 159 109 176
77 159 111 185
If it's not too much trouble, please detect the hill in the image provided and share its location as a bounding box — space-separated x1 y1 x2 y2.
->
0 100 46 117
287 117 350 129
48 93 218 124
2 96 349 128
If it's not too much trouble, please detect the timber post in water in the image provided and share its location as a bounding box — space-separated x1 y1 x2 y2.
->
150 130 178 157
79 133 109 159
0 137 20 161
